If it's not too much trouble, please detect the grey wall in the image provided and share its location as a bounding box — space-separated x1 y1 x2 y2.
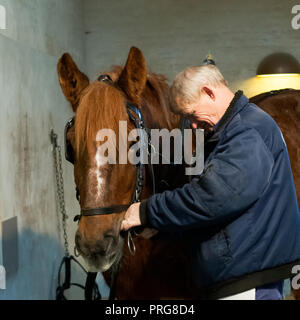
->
0 0 87 299
84 0 300 96
0 0 85 63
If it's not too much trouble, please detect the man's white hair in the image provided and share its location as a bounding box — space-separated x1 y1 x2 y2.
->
170 64 228 114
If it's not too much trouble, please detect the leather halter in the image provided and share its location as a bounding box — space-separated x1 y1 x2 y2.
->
64 75 151 225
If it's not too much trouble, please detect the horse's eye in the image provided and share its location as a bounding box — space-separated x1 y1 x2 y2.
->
71 79 77 88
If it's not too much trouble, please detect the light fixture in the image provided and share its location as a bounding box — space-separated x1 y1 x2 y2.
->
256 52 300 77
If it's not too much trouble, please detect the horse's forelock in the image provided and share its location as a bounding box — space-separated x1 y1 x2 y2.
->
74 81 127 160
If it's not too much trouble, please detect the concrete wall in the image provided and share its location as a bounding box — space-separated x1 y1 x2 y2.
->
0 0 87 299
84 0 300 97
0 0 85 63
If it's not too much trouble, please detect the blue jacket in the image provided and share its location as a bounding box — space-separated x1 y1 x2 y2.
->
140 90 300 297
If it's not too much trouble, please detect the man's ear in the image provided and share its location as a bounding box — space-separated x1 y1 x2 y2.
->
117 47 147 106
57 53 89 112
202 86 215 100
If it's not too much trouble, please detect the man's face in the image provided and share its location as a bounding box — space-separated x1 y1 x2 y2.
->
179 86 217 128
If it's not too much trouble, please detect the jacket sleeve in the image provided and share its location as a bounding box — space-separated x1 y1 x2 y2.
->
141 126 275 232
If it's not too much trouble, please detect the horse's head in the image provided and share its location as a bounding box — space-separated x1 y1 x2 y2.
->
57 47 160 272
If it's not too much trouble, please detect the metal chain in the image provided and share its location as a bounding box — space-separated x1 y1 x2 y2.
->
51 130 69 256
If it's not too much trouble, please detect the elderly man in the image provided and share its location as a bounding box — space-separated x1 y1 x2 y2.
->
121 63 300 300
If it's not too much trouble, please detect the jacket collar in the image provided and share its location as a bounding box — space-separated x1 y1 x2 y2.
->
206 90 248 142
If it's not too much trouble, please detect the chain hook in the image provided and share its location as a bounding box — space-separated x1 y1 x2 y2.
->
51 129 70 256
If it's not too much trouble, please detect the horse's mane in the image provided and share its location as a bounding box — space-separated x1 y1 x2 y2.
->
74 66 176 159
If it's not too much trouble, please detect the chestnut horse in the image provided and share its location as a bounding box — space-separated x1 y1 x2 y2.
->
57 47 197 299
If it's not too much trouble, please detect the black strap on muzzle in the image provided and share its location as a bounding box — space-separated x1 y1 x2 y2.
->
73 204 131 222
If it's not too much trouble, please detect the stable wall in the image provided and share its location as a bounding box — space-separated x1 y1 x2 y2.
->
0 0 87 299
83 0 300 97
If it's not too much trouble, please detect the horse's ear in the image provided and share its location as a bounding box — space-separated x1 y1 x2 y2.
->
57 53 89 112
118 47 147 106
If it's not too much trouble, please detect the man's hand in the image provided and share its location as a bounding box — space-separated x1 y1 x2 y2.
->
121 202 158 239
121 202 141 231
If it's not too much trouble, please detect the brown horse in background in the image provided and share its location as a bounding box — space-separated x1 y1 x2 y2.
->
250 89 300 300
57 47 197 299
250 89 300 203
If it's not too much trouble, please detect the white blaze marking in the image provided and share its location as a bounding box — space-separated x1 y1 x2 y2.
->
95 150 107 199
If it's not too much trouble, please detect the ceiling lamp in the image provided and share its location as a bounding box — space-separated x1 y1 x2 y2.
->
256 52 300 77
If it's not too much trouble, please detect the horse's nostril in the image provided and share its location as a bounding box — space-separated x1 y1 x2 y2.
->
77 233 117 259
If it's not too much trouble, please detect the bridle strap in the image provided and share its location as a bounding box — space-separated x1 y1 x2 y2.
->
84 272 99 301
73 204 131 222
81 204 131 216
